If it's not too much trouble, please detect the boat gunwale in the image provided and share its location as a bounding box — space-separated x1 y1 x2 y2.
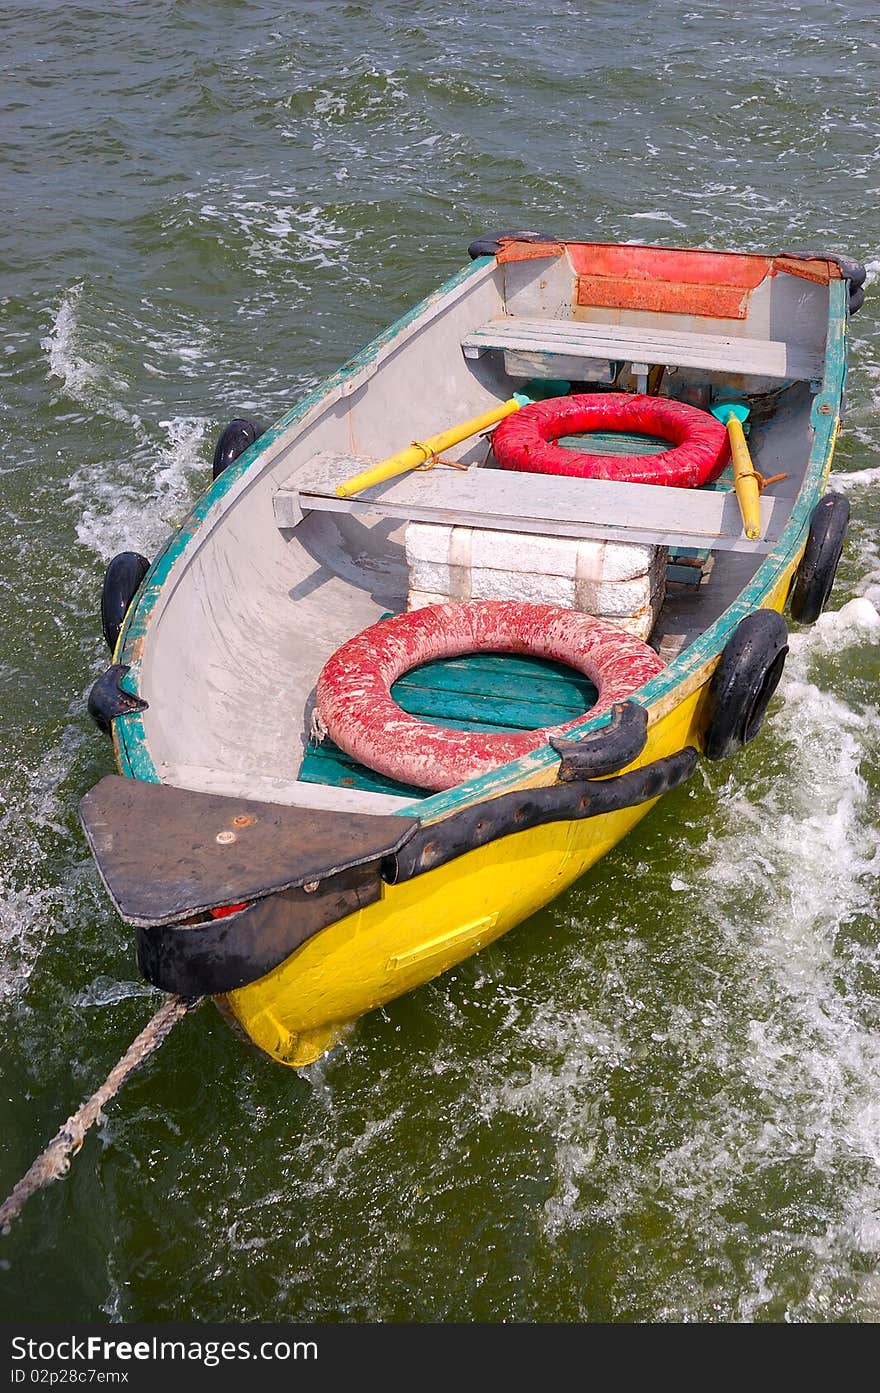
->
112 255 848 825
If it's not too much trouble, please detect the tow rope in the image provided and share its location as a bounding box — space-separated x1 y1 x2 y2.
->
0 993 202 1233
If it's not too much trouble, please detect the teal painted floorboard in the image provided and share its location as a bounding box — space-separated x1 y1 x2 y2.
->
299 652 599 799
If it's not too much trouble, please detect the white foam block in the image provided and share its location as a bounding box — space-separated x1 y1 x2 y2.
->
407 563 665 607
407 547 666 610
404 523 666 640
406 587 663 640
578 569 662 617
604 610 657 640
471 569 576 606
405 523 659 582
407 563 575 606
407 590 451 611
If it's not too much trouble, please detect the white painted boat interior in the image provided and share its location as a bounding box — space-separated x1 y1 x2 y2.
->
132 246 829 810
155 764 415 814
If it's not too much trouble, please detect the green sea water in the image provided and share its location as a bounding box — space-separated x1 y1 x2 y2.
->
1 0 879 1323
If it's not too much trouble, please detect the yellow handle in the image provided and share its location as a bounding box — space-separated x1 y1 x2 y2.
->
335 398 523 498
727 416 761 541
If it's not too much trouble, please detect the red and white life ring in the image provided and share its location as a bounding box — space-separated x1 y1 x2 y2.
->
492 392 729 488
315 601 664 792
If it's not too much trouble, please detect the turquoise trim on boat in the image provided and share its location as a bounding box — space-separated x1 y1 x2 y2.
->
396 653 598 713
300 739 423 799
666 564 703 586
669 546 712 562
113 266 848 831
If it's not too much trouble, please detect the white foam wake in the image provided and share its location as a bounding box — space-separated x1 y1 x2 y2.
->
41 284 136 424
832 464 880 490
41 284 212 565
471 591 880 1318
69 415 209 564
0 729 88 1007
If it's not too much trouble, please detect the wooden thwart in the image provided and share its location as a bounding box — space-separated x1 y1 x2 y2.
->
276 452 789 554
460 317 824 382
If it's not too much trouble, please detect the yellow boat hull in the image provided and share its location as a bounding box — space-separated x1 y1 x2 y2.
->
222 575 795 1069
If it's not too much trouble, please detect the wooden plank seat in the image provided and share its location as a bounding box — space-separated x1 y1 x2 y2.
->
275 452 791 554
460 317 825 382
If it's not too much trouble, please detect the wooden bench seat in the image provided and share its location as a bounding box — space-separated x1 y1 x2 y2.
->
275 452 791 555
460 317 824 383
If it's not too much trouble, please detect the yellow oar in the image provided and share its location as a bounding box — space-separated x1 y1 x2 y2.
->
335 393 531 499
711 402 761 541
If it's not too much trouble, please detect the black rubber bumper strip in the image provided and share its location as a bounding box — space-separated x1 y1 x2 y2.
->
550 700 648 781
134 747 697 996
384 746 699 884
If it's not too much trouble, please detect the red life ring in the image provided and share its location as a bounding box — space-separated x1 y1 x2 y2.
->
492 392 729 488
315 601 664 792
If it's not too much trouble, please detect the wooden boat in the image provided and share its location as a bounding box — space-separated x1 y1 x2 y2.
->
80 234 862 1068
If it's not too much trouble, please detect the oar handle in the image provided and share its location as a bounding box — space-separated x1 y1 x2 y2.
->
726 416 762 541
335 397 523 499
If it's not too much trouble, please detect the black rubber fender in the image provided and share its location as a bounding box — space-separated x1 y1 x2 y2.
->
848 285 865 316
101 551 150 653
703 611 789 761
550 700 648 781
789 491 850 625
88 663 149 736
467 229 558 260
831 255 867 289
782 248 866 287
212 417 267 481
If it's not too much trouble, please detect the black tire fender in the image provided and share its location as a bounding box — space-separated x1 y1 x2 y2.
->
789 491 850 625
101 551 150 654
212 417 267 481
467 229 557 260
703 611 789 761
832 255 867 289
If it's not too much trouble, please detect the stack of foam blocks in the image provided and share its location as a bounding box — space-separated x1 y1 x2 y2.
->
404 525 666 640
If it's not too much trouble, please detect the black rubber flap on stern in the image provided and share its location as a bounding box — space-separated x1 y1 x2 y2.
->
79 776 420 927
